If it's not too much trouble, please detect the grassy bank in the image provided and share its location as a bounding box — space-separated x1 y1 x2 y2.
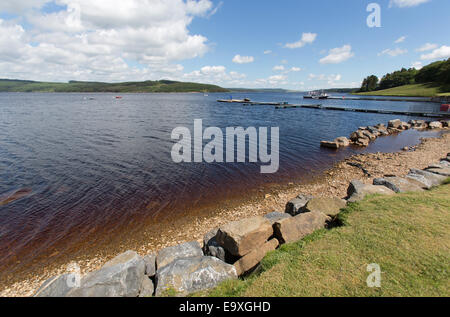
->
354 83 450 97
203 182 450 297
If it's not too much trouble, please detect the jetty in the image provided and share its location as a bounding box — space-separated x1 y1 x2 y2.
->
217 99 450 118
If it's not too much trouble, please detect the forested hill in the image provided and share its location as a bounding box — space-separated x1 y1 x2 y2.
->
0 79 230 93
358 59 450 96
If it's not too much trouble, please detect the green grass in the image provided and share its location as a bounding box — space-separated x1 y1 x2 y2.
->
0 79 229 93
200 184 450 297
354 83 450 97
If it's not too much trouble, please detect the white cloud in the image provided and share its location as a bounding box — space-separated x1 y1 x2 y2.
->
411 61 423 70
389 0 431 8
395 36 406 44
263 50 272 55
319 45 354 64
183 65 246 86
232 54 254 64
0 0 216 82
285 32 317 49
290 67 301 72
308 73 343 86
416 43 438 52
273 65 285 71
378 47 408 57
420 45 450 60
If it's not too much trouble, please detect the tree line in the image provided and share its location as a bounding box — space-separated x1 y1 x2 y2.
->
359 58 450 92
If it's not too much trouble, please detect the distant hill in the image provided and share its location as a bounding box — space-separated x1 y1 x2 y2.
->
0 79 229 93
227 88 299 93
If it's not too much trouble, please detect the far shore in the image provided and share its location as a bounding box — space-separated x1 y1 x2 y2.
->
1 130 449 297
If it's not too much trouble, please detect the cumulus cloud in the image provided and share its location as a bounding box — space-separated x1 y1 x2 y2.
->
319 45 354 64
290 67 301 72
395 36 406 44
389 0 431 8
285 32 317 49
263 50 272 55
0 0 216 82
232 54 254 64
183 65 246 86
378 48 408 57
420 45 450 60
416 43 438 52
411 61 423 70
273 65 285 71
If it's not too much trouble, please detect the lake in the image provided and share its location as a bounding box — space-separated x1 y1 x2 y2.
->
0 92 442 277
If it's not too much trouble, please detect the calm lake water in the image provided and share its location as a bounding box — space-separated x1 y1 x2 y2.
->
0 92 442 276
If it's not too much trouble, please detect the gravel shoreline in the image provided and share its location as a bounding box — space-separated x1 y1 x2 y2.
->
1 131 449 297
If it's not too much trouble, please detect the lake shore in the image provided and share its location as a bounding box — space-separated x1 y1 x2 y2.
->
1 130 449 297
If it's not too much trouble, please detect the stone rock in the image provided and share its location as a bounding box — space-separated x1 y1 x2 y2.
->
320 141 339 149
388 119 402 129
139 277 154 297
439 160 450 167
302 197 347 217
355 138 369 147
233 239 279 276
428 121 443 129
285 194 313 216
373 177 424 193
273 212 331 244
362 130 377 140
155 256 237 297
203 228 228 263
264 211 292 225
350 130 367 141
334 137 350 147
216 216 273 257
375 123 387 131
68 251 145 297
346 180 395 202
400 122 411 130
157 241 203 270
425 166 450 177
409 120 427 129
441 120 450 128
143 253 156 277
406 168 447 189
34 274 78 297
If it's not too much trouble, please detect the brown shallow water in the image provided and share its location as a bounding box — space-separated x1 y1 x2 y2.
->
0 92 447 296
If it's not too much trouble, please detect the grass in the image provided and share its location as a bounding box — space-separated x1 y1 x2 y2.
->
354 83 450 97
200 183 450 297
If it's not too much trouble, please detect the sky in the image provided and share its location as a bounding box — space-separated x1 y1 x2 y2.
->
0 0 449 90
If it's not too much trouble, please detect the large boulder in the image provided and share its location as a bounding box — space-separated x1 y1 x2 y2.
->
67 251 146 297
143 253 156 277
264 211 292 225
203 228 230 263
350 130 367 141
408 169 447 188
388 119 402 129
285 194 313 216
355 138 370 147
373 177 424 193
428 121 443 129
302 197 347 217
273 212 330 244
233 239 279 276
425 166 450 177
216 216 273 257
156 241 203 270
34 274 79 297
334 137 350 147
155 256 237 297
347 180 395 202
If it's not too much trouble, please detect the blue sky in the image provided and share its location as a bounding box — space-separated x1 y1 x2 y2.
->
0 0 449 90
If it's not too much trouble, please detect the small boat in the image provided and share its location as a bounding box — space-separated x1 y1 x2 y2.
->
115 96 123 99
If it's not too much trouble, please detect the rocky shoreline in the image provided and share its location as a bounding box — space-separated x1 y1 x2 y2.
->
1 121 449 297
